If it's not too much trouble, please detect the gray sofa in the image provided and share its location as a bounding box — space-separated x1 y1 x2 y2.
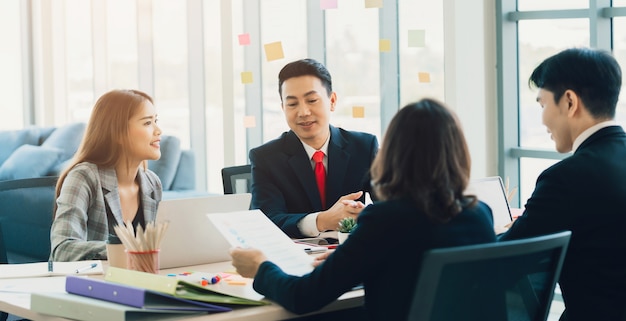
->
0 123 206 263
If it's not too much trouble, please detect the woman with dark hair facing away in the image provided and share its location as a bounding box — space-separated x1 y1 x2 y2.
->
230 98 496 320
50 89 163 262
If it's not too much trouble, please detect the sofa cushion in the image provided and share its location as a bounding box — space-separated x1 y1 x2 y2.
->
48 158 73 176
0 145 64 180
0 127 41 165
41 122 86 160
170 149 195 190
148 135 181 190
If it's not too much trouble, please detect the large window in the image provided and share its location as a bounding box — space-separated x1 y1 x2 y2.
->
7 1 446 194
498 1 626 207
0 1 23 129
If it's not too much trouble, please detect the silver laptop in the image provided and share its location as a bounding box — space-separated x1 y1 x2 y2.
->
156 193 252 269
466 176 512 228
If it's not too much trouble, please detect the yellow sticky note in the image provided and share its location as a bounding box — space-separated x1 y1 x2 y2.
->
352 106 365 118
418 72 431 83
243 115 256 128
379 39 391 52
264 41 285 62
408 30 426 47
241 71 253 84
365 0 383 8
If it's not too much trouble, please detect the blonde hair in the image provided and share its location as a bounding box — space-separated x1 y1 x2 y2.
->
55 89 154 202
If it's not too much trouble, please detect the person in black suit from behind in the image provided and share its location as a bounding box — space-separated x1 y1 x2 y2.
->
249 58 378 239
498 48 626 321
231 99 497 320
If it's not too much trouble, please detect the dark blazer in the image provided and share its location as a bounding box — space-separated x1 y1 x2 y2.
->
249 125 378 238
499 126 626 321
253 198 496 320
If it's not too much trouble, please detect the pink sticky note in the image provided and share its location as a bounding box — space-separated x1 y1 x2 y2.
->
243 115 256 128
320 0 338 10
238 33 250 46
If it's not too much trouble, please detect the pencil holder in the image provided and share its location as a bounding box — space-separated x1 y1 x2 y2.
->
126 249 160 274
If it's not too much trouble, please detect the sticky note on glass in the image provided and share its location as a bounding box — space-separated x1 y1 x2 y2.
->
408 30 426 47
243 115 256 128
379 39 391 52
418 72 431 83
320 0 338 9
365 0 383 8
352 106 365 118
238 33 250 46
241 71 253 84
264 41 285 62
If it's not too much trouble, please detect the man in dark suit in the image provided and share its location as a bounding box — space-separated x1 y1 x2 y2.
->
498 48 626 321
250 58 378 239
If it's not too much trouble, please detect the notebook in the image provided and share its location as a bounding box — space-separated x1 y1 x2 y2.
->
156 194 252 269
466 176 512 228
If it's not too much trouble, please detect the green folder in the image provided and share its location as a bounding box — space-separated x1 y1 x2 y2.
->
105 267 268 306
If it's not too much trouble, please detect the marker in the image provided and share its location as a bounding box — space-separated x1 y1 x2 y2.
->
48 261 53 272
75 263 98 274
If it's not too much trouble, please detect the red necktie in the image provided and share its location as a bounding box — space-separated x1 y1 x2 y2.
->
313 151 326 208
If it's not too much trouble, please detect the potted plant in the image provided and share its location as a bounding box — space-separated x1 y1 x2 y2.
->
337 217 357 244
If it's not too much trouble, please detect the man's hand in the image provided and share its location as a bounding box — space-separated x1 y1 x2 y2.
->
312 250 334 267
316 191 366 231
229 247 268 278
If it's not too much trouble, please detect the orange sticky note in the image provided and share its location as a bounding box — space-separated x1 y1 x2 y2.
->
408 30 425 47
352 106 365 118
379 39 391 52
320 0 338 9
241 71 253 84
418 72 431 83
264 41 285 62
243 115 256 128
238 33 250 46
365 0 383 8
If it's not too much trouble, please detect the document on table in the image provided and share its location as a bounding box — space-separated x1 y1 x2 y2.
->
206 210 315 276
0 260 103 279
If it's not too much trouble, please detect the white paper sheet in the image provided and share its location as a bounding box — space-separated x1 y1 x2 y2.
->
0 260 103 279
206 210 315 276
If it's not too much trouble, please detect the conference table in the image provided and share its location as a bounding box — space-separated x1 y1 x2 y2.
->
0 260 365 321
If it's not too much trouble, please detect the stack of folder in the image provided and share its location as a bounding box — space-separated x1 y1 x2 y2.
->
31 267 269 321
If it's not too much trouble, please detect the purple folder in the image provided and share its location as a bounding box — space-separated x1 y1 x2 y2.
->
65 275 231 313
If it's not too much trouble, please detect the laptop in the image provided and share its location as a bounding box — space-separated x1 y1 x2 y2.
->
466 176 513 228
156 193 252 269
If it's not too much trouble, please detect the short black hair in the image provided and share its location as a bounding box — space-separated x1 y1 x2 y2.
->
529 47 622 119
278 58 332 100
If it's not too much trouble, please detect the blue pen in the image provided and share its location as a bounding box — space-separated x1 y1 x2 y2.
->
75 263 98 274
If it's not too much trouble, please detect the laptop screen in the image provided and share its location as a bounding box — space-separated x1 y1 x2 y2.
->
466 176 512 228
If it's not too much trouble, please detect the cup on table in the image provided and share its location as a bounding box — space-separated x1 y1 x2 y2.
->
126 249 160 274
106 234 127 269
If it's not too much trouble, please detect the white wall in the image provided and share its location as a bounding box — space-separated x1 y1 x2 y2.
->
444 0 498 179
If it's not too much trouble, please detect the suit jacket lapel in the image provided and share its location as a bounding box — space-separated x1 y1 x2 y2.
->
285 131 323 209
326 125 349 205
138 169 158 223
101 167 158 226
100 167 125 226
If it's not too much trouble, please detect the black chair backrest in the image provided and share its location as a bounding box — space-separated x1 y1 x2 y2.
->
408 231 571 321
221 164 252 194
0 226 7 264
0 176 58 263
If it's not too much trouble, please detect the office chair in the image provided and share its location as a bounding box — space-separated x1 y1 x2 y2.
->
221 164 252 194
407 231 571 321
0 176 58 263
